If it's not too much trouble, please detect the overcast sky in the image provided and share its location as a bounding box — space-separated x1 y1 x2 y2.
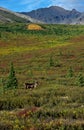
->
0 0 84 12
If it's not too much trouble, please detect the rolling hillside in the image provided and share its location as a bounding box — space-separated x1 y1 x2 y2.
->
0 24 84 129
0 7 42 23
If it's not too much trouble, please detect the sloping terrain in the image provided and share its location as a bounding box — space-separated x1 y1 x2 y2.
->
0 7 42 23
76 13 84 24
0 24 84 130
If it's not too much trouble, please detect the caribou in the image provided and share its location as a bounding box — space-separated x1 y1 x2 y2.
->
25 81 38 89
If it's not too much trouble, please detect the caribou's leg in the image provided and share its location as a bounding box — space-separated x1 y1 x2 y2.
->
25 83 28 89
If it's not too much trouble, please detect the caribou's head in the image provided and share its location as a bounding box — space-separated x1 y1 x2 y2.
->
34 81 38 88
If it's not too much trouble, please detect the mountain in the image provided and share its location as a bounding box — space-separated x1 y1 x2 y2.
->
21 6 84 24
76 13 84 24
0 7 42 23
0 6 84 24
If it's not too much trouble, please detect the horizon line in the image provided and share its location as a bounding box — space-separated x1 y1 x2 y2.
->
0 5 83 13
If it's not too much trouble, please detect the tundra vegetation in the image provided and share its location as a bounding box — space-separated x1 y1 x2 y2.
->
0 23 84 130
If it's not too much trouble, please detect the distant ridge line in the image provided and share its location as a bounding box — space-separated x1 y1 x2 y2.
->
21 6 84 25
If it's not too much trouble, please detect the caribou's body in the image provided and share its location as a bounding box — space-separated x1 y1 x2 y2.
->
25 81 38 89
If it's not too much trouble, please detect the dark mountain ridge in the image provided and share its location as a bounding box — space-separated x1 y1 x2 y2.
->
21 6 84 24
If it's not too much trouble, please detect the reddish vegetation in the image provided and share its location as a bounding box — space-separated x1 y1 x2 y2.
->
17 107 39 118
29 128 37 130
0 41 8 48
71 35 84 43
24 127 37 130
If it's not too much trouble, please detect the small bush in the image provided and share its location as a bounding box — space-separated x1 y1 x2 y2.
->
6 62 18 89
76 73 84 87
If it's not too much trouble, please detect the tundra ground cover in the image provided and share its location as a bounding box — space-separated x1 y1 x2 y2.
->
0 23 84 129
